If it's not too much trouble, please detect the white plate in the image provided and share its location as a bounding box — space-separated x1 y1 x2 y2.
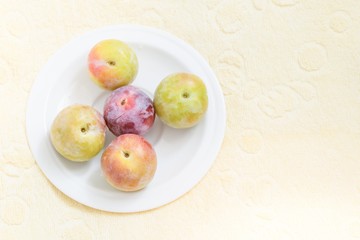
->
26 25 226 213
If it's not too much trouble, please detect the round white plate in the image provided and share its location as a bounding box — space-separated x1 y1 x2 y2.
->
26 25 226 213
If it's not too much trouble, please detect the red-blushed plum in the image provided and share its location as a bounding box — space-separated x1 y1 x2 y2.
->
50 104 106 162
101 134 157 192
103 85 155 136
88 39 138 90
154 73 208 128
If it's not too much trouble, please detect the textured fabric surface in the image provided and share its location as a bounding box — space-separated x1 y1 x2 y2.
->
1 0 360 239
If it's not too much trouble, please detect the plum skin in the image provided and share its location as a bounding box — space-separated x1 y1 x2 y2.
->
50 104 106 162
101 134 157 191
153 73 208 128
88 39 138 90
104 85 155 136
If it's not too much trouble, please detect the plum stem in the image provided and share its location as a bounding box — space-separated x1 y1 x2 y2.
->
107 60 116 66
182 92 189 98
123 151 130 158
81 123 91 133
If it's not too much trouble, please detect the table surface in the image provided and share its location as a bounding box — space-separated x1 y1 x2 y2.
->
1 0 360 239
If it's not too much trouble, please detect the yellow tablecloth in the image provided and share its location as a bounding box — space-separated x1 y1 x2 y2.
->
1 0 360 239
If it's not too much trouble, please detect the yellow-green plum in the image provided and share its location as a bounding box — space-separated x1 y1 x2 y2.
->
154 73 208 128
88 39 138 90
101 134 157 192
50 104 106 162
